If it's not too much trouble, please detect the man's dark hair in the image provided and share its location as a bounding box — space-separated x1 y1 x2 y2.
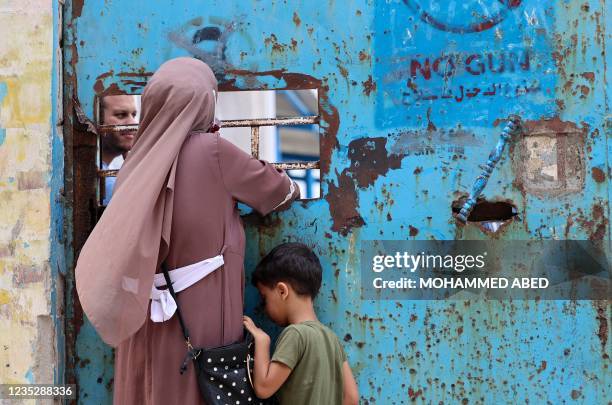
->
252 242 322 298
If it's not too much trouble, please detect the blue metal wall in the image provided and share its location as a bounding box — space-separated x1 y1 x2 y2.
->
64 1 610 403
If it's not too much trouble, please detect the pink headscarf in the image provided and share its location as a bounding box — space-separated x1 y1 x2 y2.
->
76 57 217 347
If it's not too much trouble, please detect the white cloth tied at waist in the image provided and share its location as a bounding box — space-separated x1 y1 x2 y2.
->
149 254 224 322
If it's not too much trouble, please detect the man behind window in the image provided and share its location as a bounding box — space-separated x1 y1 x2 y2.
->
100 95 138 204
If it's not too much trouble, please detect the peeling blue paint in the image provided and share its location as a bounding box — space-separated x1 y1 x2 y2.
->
0 82 7 147
0 82 7 105
50 0 66 389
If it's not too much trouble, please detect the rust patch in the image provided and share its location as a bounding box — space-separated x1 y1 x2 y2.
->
512 117 586 197
521 116 583 134
358 51 370 62
594 301 609 359
580 72 595 83
93 71 153 97
93 81 121 96
93 71 114 91
408 387 422 400
117 71 153 78
426 107 437 132
337 64 349 80
564 215 574 238
72 97 98 135
555 99 565 110
591 167 605 183
292 12 301 27
72 0 84 18
264 34 287 53
579 85 590 97
247 215 282 240
409 225 419 237
225 68 285 81
242 214 284 258
362 75 376 96
348 137 405 188
325 171 365 235
575 203 608 240
324 137 406 234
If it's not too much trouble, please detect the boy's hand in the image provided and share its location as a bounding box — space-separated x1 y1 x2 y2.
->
243 316 271 344
242 316 291 399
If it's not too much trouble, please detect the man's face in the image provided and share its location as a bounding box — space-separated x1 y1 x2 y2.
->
101 95 138 152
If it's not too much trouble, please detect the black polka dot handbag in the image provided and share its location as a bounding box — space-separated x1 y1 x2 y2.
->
161 263 277 405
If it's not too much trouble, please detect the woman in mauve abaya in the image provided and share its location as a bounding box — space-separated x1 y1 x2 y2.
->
75 57 299 404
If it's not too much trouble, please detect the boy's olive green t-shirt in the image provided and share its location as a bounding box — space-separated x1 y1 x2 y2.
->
271 320 347 405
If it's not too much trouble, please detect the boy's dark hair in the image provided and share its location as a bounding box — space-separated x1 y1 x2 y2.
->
252 242 322 298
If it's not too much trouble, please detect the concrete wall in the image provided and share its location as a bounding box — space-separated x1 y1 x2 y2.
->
0 0 61 391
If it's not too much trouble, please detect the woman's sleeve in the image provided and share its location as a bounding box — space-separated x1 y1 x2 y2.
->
217 135 300 215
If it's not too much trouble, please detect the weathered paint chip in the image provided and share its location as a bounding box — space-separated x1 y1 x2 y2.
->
12 264 45 286
512 118 586 196
17 171 46 191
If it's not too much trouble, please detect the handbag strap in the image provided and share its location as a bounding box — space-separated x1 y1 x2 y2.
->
162 262 202 374
161 262 192 346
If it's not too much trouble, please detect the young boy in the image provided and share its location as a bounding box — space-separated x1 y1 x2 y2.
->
243 242 359 405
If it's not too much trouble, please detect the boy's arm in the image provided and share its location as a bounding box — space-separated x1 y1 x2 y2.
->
243 316 293 399
342 361 359 405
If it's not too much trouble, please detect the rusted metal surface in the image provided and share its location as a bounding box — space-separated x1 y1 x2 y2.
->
222 116 319 128
98 162 318 179
511 117 588 198
64 0 609 403
273 161 319 170
97 116 319 133
250 125 260 157
96 124 137 134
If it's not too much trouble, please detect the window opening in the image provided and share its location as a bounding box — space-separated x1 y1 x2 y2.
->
96 89 321 205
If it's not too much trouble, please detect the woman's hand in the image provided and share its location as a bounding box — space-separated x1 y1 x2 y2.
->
243 316 271 344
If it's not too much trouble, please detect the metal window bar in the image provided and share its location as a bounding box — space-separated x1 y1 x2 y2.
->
97 115 321 179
